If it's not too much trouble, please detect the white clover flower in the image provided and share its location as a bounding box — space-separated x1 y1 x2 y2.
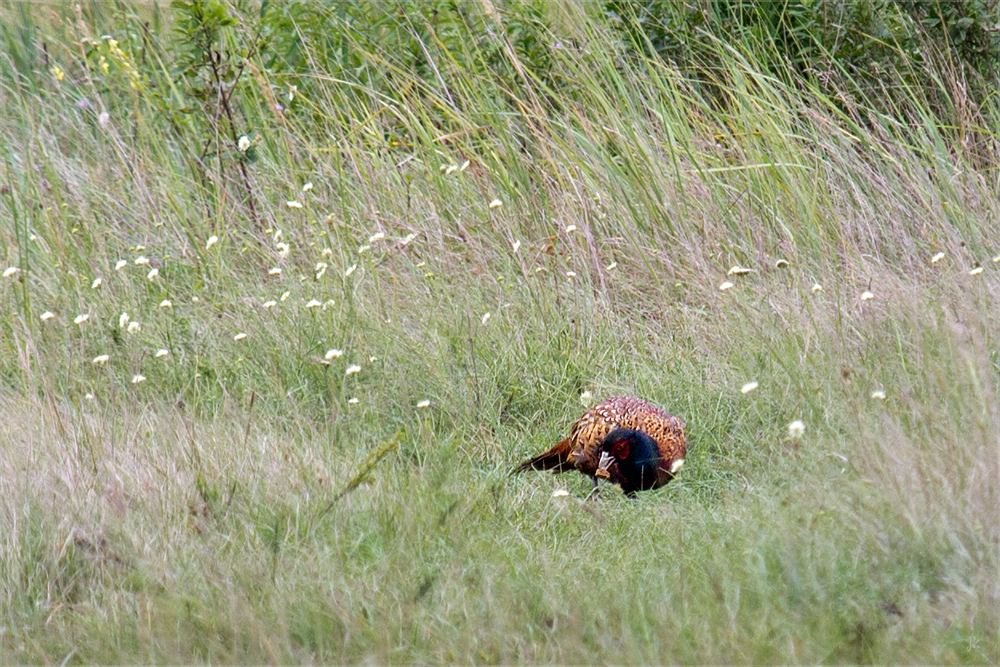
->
40 311 55 321
127 321 140 334
481 312 491 325
91 277 102 289
238 135 251 152
344 264 356 277
134 256 149 266
325 349 343 360
348 397 359 404
131 374 146 384
719 281 734 291
512 240 521 253
811 283 822 293
268 267 282 276
286 200 303 209
74 314 89 325
234 332 247 341
970 266 984 276
206 235 219 250
262 300 277 309
277 242 290 257
119 312 129 328
147 268 158 280
155 349 169 358
92 354 109 364
3 267 20 278
302 182 313 192
159 300 172 308
416 399 431 409
345 364 361 376
931 252 945 263
488 199 502 209
871 390 886 400
115 260 127 271
740 381 759 394
306 299 321 308
369 232 385 243
860 291 874 301
401 233 417 245
787 420 806 439
280 291 290 301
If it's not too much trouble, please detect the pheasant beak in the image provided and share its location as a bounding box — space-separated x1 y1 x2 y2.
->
595 451 614 479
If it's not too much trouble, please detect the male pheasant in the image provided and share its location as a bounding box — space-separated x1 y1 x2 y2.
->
514 395 687 496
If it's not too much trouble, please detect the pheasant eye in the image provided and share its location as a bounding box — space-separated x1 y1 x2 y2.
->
612 441 629 459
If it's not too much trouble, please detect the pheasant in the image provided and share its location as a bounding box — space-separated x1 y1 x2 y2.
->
514 395 687 496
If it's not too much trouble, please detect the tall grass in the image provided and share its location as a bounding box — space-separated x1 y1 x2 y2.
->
0 1 997 662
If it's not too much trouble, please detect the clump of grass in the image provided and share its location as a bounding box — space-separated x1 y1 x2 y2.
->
0 1 997 663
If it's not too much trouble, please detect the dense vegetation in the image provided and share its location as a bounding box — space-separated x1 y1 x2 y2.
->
1 1 997 662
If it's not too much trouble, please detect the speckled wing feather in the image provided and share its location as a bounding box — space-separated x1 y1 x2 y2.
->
567 396 686 475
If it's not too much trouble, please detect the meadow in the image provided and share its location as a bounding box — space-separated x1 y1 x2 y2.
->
0 1 997 662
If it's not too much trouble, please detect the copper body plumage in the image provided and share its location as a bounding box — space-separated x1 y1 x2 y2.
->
515 395 687 493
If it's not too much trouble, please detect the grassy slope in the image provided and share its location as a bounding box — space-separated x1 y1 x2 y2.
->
0 1 997 663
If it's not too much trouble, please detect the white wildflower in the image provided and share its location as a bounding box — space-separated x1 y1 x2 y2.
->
119 312 129 328
92 354 109 364
931 252 945 264
345 364 361 376
286 200 303 209
74 314 89 325
115 260 127 271
512 240 521 253
262 300 277 309
40 311 55 321
488 199 502 209
970 266 984 276
324 349 343 360
91 277 102 289
206 235 219 250
871 390 886 400
3 267 20 278
345 264 356 277
416 399 431 409
159 300 172 308
565 225 577 233
306 299 321 308
131 374 146 384
301 182 313 192
134 256 149 266
787 420 806 439
238 135 250 152
481 312 491 325
860 291 874 301
155 349 169 358
127 321 140 334
268 267 282 276
147 268 158 280
719 281 734 291
741 381 758 394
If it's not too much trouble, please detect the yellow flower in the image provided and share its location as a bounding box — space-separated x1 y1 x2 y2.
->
50 65 65 81
740 381 758 394
580 390 593 406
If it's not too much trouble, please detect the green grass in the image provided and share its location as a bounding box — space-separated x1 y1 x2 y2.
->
0 1 997 663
